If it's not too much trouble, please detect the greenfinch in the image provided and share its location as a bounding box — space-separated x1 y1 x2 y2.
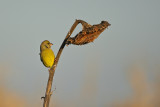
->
40 40 55 68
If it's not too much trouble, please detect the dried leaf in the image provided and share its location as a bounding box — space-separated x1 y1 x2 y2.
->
66 20 110 45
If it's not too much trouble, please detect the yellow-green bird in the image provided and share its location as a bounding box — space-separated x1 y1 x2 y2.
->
40 40 55 68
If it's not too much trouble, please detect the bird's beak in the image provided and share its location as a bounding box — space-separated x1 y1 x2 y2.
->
50 43 53 46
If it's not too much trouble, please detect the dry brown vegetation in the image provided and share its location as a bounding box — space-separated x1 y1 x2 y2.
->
0 62 160 107
111 65 160 107
0 64 27 107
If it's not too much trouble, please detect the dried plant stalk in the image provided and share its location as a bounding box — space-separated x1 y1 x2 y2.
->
43 19 81 107
66 20 110 45
43 19 110 107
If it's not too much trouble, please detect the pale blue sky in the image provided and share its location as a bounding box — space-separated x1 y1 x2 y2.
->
0 0 160 106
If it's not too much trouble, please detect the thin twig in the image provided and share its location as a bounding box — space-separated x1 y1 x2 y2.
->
43 19 81 107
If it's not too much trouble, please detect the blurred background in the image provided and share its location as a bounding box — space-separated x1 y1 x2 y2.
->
0 0 160 107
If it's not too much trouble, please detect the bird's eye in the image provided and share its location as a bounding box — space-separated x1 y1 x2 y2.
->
45 45 49 48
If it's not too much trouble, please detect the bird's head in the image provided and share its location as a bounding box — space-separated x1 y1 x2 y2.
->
40 40 53 51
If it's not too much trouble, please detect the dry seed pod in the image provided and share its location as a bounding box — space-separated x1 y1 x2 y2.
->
66 20 110 45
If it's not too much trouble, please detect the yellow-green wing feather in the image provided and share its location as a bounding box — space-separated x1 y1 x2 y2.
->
40 49 55 68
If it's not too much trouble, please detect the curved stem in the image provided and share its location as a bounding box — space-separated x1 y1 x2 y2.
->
43 19 81 107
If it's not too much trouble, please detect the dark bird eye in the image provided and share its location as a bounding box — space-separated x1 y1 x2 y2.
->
45 45 49 48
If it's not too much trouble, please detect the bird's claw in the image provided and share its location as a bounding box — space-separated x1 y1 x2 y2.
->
53 64 57 67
